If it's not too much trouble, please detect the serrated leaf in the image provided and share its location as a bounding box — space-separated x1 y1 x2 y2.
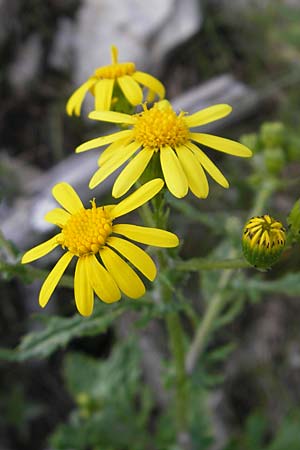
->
1 303 125 361
233 272 300 299
206 342 237 363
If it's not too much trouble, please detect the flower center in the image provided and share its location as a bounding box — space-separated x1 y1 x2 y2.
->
94 62 136 79
57 200 112 256
243 214 285 249
132 102 190 149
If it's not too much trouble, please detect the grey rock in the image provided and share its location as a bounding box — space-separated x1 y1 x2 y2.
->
49 18 75 72
8 33 42 91
71 0 201 87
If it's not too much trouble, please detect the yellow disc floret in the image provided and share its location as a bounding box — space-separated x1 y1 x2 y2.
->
94 62 136 79
242 214 286 268
133 101 190 150
57 200 112 256
93 45 135 79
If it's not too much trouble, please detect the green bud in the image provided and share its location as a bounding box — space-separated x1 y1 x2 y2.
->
264 147 285 174
242 215 286 269
260 122 285 147
76 392 90 407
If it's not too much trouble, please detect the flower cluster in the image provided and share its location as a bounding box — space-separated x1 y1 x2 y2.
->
22 45 253 316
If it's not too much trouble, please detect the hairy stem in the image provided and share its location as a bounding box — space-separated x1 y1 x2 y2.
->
176 257 250 272
185 269 233 374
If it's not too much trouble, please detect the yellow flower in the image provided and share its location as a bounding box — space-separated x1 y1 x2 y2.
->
242 214 286 268
21 180 179 316
76 100 252 199
66 45 165 116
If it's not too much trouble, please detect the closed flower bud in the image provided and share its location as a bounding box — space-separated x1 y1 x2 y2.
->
264 147 285 174
260 122 285 147
242 215 285 269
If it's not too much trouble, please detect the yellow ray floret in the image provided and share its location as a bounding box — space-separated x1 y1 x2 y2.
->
76 100 252 199
66 45 165 116
21 180 179 316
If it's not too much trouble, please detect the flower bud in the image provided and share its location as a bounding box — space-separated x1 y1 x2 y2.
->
264 147 285 174
260 122 285 147
242 215 285 268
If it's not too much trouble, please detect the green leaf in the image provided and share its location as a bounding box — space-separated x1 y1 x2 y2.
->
233 272 300 300
0 303 125 361
287 198 300 242
50 340 151 450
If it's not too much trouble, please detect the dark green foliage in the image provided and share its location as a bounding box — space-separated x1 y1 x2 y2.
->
50 340 153 450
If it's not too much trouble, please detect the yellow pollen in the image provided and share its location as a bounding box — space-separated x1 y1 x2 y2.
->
57 201 112 256
132 104 190 149
243 215 285 250
94 62 136 79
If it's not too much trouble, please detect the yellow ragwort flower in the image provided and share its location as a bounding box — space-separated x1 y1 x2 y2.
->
66 45 165 116
76 100 252 199
242 214 286 268
21 180 179 316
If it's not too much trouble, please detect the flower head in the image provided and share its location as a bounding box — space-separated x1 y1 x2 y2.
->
66 45 165 116
21 180 179 316
76 100 252 199
242 214 286 268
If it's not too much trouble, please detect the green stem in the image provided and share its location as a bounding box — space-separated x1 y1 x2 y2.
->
176 257 250 272
185 177 278 375
0 229 17 260
185 269 233 374
140 188 190 447
249 179 278 218
166 311 189 439
139 202 156 228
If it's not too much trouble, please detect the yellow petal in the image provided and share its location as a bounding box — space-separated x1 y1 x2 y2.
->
74 257 94 316
21 234 61 264
94 78 115 111
175 146 209 198
89 141 141 189
44 208 71 227
184 104 232 128
112 148 154 198
146 89 156 102
187 142 229 188
107 236 156 281
88 110 136 125
111 178 164 218
117 75 143 105
100 246 145 298
39 252 73 308
133 71 165 99
85 254 121 303
190 133 252 157
52 182 83 213
98 138 132 166
160 146 188 198
76 129 133 153
111 45 118 64
66 78 95 116
112 224 179 247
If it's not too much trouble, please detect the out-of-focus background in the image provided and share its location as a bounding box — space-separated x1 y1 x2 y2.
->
1 1 300 449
